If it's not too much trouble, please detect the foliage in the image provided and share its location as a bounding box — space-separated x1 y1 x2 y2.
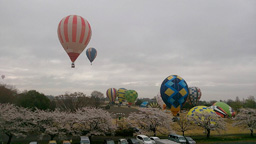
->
243 96 256 109
233 108 256 137
128 108 173 136
187 111 226 138
16 90 50 110
0 84 17 104
105 105 110 110
135 99 143 106
115 127 135 137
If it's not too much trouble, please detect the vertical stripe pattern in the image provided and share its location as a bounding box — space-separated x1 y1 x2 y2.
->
106 88 117 103
86 47 97 64
57 15 92 62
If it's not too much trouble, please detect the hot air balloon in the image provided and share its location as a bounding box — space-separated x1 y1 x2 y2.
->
57 15 92 68
86 47 97 65
106 88 117 104
187 106 216 125
187 87 202 107
156 93 166 110
149 102 161 109
117 88 127 104
210 102 236 118
124 90 138 107
160 75 189 116
1 75 5 79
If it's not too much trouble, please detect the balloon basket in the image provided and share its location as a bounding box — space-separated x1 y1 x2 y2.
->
71 63 75 68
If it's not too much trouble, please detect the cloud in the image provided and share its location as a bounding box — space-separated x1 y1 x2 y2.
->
0 0 255 101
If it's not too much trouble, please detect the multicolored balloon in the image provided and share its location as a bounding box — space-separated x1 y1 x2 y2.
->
86 47 97 65
187 106 216 125
124 90 138 106
117 88 127 104
106 88 117 103
187 87 202 106
210 102 235 118
156 93 166 110
149 102 161 109
57 15 92 68
160 75 189 116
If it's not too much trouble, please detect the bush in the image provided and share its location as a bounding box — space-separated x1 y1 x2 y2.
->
115 128 134 137
105 105 110 110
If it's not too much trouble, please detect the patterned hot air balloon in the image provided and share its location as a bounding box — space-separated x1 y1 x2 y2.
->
210 102 236 118
187 106 216 125
149 102 161 109
160 75 189 116
187 87 202 107
57 15 92 68
86 47 97 65
156 93 166 110
117 88 127 104
124 90 138 107
106 88 117 104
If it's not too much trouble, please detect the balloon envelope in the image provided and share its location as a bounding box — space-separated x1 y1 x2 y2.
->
86 47 97 64
160 75 189 116
117 88 127 103
57 15 92 67
187 106 216 124
124 90 138 105
1 75 5 79
211 102 235 118
106 88 117 103
187 87 202 107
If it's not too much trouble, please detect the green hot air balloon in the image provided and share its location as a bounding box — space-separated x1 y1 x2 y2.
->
210 102 235 118
124 90 138 107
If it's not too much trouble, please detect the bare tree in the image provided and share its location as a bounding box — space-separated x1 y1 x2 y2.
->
188 111 226 138
233 108 256 137
55 92 91 112
91 91 104 108
128 108 173 136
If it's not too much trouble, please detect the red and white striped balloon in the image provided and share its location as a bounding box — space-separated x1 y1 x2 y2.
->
57 15 92 68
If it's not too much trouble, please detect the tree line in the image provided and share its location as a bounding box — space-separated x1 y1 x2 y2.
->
0 84 105 111
1 84 255 112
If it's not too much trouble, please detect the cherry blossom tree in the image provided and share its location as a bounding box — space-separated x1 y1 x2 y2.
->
34 109 70 140
76 107 116 136
187 111 226 138
174 115 194 136
0 104 36 144
233 108 256 137
128 108 173 136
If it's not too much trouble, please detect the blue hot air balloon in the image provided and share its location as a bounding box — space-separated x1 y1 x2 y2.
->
160 75 189 116
86 47 97 65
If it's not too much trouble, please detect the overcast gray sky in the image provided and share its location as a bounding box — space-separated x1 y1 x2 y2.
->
0 0 255 101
